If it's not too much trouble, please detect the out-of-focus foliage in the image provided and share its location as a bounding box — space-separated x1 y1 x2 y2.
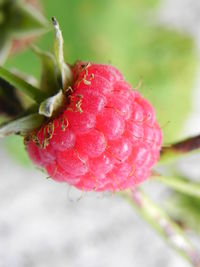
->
166 192 200 233
4 0 197 164
0 78 23 116
5 135 31 166
0 0 48 63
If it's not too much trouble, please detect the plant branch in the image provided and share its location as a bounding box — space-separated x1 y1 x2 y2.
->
160 135 200 164
120 188 200 267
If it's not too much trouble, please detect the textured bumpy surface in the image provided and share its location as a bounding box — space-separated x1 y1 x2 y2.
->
26 62 162 191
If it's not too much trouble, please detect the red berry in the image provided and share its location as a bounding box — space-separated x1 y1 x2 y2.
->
26 62 162 192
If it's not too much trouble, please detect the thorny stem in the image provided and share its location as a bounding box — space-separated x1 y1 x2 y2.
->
153 175 200 199
120 188 200 267
159 135 200 164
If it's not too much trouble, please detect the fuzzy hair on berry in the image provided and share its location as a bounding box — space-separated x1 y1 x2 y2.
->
26 61 162 192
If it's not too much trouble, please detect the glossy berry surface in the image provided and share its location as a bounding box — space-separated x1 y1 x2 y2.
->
26 62 162 192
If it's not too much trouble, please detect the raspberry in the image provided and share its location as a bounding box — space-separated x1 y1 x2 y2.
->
26 62 162 192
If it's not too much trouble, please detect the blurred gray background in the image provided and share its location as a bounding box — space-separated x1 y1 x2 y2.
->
1 0 200 266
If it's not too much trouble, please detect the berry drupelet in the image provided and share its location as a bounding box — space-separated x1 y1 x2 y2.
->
26 61 162 191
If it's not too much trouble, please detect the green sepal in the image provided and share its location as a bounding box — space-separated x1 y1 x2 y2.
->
31 45 59 94
0 113 45 137
52 17 73 91
39 89 66 117
0 66 48 103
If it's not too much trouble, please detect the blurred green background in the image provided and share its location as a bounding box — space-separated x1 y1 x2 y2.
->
3 0 198 165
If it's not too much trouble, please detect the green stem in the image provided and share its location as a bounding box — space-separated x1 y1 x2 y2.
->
153 175 200 199
120 189 200 267
160 135 200 164
0 66 48 103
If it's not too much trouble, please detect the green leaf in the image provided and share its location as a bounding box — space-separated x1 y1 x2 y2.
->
0 113 44 137
5 134 31 166
0 66 48 103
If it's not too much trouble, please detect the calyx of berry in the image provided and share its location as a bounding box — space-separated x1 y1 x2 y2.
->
38 17 73 117
0 17 73 136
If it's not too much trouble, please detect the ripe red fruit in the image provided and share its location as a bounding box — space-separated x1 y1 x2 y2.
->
26 62 162 192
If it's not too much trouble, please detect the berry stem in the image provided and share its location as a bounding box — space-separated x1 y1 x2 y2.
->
0 66 48 103
159 134 200 164
153 175 200 199
120 188 200 267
